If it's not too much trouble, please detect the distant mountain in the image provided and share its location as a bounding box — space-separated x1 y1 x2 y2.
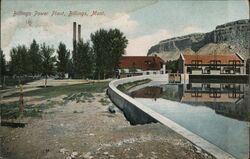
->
148 19 250 61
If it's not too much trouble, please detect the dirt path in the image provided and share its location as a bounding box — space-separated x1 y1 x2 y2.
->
0 91 212 159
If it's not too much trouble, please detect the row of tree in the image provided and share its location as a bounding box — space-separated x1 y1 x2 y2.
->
0 28 128 86
8 41 57 78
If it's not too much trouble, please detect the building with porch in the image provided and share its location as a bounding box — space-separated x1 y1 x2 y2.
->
178 53 245 75
118 55 166 78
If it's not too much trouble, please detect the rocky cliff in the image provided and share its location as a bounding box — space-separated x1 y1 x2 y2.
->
148 19 250 61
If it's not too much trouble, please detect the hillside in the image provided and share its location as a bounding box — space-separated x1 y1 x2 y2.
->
148 19 250 61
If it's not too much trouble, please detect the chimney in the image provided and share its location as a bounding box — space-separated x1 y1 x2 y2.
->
73 22 77 50
78 24 81 41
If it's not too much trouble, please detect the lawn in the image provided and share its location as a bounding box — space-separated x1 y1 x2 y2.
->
0 101 59 120
6 81 109 99
1 81 110 120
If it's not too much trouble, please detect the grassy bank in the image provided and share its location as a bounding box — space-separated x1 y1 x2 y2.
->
0 101 63 120
117 79 151 93
1 81 109 120
6 81 109 99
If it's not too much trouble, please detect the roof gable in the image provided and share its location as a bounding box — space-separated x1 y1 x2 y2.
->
119 56 164 70
183 54 244 65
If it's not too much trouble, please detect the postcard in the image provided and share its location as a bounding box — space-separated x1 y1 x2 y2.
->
0 0 249 159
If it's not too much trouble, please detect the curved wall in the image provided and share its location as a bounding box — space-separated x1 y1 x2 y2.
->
107 74 235 159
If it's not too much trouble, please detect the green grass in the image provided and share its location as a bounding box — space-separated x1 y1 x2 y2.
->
0 101 62 119
6 82 109 99
99 97 110 106
63 92 94 103
1 82 109 120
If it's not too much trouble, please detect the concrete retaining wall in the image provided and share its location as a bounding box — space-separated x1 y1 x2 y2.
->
108 74 236 159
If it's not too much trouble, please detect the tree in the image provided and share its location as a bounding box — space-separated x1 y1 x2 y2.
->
28 39 41 76
9 45 29 78
0 49 6 88
91 29 107 79
73 40 93 79
67 58 74 79
56 42 70 78
129 63 137 76
91 28 128 79
9 45 29 114
40 43 56 87
107 28 128 72
166 60 178 73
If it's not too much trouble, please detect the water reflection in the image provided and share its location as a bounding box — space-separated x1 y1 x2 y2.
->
130 87 163 99
130 83 249 121
129 82 249 159
130 83 250 159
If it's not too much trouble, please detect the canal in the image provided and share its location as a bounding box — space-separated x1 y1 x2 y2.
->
129 82 249 159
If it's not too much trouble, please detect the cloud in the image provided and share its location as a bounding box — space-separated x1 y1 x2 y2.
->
1 17 24 49
182 26 203 35
104 12 138 33
125 29 172 56
3 12 170 61
1 12 138 60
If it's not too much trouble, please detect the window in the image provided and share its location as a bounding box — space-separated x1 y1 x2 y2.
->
209 90 221 98
229 60 241 74
187 67 192 73
146 72 150 75
191 60 202 69
228 91 240 98
191 90 202 97
226 70 230 74
204 84 210 89
144 61 152 65
229 60 240 65
210 60 221 69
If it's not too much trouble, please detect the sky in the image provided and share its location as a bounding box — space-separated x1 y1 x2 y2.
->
1 0 249 60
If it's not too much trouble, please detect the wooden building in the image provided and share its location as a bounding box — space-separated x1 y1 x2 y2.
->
118 55 165 78
178 53 245 75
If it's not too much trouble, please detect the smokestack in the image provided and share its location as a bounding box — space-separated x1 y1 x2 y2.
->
73 22 77 50
78 24 81 41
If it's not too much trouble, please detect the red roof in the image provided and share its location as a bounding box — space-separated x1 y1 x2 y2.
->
119 56 164 71
183 54 244 65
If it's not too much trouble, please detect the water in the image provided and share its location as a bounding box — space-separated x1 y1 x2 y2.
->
130 83 249 159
